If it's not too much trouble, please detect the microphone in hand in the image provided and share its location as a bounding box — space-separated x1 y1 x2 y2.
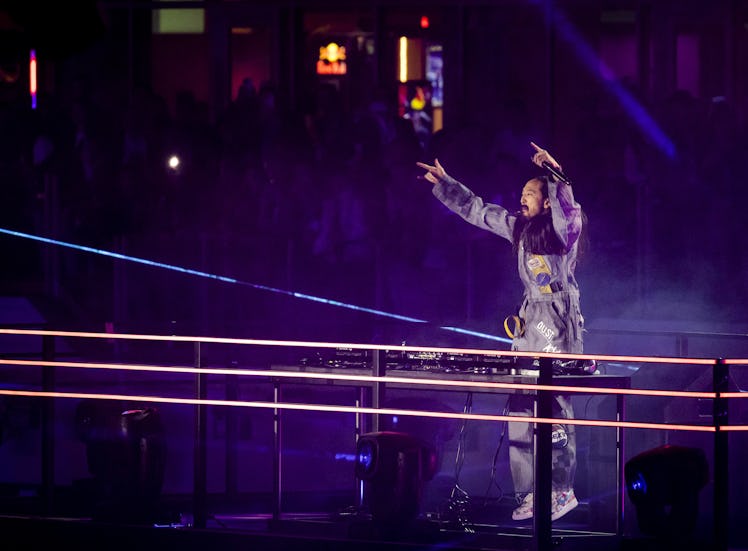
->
541 161 571 184
530 141 571 184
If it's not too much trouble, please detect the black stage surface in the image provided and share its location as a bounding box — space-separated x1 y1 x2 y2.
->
0 491 722 551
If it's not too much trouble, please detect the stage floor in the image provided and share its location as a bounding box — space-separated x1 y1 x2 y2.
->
0 489 633 551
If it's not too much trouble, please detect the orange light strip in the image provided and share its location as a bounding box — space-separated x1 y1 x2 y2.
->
29 49 37 109
399 36 408 83
716 426 748 431
0 389 716 432
0 328 726 365
1 328 519 356
0 359 717 399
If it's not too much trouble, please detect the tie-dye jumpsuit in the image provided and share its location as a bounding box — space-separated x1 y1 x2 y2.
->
432 172 584 496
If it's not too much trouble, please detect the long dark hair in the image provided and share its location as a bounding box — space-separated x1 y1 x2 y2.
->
511 176 588 257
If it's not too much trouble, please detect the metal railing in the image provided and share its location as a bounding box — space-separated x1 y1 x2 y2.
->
0 327 745 550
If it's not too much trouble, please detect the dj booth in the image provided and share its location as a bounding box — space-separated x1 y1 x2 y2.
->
3 327 732 551
268 347 633 547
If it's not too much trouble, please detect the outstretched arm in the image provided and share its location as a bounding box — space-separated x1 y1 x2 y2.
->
416 158 516 242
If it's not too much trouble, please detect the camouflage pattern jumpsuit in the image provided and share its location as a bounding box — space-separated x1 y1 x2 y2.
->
432 172 584 496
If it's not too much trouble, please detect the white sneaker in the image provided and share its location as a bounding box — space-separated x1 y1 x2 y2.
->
513 490 579 521
551 489 578 521
512 493 533 521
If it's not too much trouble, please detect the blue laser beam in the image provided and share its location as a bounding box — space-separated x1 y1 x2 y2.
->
534 0 677 159
1 228 239 284
441 326 513 342
0 227 512 344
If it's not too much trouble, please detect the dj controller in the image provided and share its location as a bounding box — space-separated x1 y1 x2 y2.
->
298 347 518 375
296 348 598 376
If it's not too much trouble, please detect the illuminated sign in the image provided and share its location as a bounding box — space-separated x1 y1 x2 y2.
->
317 42 347 75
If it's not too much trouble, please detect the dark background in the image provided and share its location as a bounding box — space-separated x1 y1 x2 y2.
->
0 0 746 547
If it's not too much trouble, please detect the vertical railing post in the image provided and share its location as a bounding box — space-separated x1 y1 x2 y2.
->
193 341 207 528
225 373 238 500
272 381 282 521
371 349 384 433
356 348 378 508
713 358 728 551
41 333 55 515
616 391 626 537
533 355 553 551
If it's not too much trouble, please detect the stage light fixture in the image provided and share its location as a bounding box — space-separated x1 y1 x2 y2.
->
75 400 167 523
355 431 438 530
624 444 709 538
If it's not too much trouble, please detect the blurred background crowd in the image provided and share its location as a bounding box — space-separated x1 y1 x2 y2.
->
1 1 747 350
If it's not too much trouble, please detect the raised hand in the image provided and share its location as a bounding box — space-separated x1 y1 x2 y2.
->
530 141 562 171
416 158 447 184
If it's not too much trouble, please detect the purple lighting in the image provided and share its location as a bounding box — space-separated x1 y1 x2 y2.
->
534 0 677 159
0 227 511 344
